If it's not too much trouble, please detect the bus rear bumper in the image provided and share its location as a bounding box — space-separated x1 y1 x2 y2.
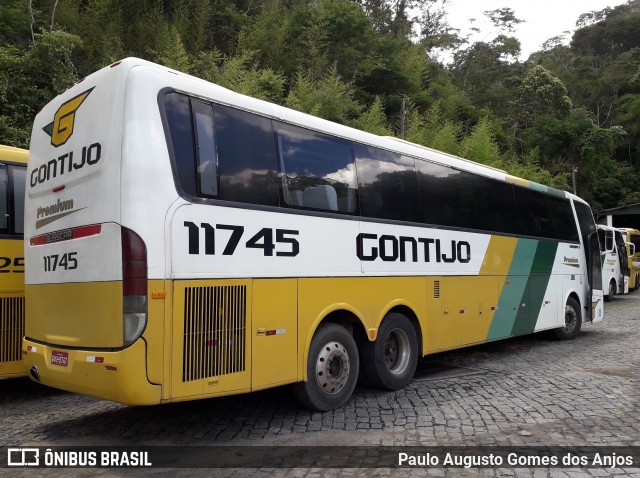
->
22 338 161 405
0 359 27 379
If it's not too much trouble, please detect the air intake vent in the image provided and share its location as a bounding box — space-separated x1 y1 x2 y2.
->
182 285 247 382
434 280 440 299
0 297 25 363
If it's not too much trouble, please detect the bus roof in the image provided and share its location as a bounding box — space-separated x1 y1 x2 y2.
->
0 144 28 165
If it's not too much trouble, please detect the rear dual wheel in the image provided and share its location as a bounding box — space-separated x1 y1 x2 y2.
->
360 313 419 391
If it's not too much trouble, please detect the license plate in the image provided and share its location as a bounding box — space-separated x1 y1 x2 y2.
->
51 351 68 367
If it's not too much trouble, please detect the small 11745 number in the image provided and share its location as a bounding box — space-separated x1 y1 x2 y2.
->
43 252 78 272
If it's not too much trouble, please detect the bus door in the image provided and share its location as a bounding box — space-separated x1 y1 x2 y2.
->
585 232 602 321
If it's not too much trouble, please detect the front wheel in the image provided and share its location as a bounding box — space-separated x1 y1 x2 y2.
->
604 280 615 302
360 313 418 390
554 296 582 340
292 323 359 411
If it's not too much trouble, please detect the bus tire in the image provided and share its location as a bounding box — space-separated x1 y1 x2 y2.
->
604 280 615 302
360 313 418 391
554 297 582 340
292 323 359 411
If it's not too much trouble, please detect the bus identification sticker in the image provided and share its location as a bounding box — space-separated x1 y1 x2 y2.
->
51 351 69 367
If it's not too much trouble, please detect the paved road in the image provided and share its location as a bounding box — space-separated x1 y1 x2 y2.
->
1 293 639 477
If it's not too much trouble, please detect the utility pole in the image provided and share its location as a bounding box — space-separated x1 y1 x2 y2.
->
400 97 406 140
572 167 578 195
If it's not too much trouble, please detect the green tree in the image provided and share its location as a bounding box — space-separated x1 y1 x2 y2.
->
459 117 500 165
351 96 392 136
286 66 362 123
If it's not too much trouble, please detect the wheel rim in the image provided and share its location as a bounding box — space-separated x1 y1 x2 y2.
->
384 328 411 375
315 340 350 395
563 304 577 333
610 282 615 297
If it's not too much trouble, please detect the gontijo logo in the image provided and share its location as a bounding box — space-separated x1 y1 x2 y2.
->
42 87 94 147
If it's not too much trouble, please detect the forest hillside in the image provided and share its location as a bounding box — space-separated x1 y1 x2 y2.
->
1 0 639 210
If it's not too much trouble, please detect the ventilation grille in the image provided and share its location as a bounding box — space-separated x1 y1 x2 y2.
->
0 297 25 363
182 285 247 382
434 280 440 299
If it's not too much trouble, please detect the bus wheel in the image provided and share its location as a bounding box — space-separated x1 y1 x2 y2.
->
292 323 359 411
604 280 615 302
360 313 418 390
554 297 582 340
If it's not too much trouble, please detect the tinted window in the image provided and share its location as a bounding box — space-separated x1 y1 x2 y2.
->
514 188 578 241
214 105 279 206
472 177 517 234
514 187 553 238
277 124 356 213
417 161 476 229
191 100 217 197
164 93 197 196
0 166 7 231
574 201 596 248
549 196 579 242
10 166 26 235
354 144 420 222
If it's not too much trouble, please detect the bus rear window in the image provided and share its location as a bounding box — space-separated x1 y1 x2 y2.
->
163 92 280 206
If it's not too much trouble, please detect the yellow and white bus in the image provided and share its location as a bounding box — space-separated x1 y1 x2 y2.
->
23 58 603 411
617 227 640 292
0 145 27 379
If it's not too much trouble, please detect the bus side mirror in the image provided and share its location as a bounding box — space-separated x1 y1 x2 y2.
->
627 242 635 256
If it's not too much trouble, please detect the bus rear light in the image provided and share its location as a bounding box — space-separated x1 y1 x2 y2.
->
122 227 147 346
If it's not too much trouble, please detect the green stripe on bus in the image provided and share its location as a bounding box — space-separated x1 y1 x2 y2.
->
510 240 559 336
528 181 566 198
486 239 538 341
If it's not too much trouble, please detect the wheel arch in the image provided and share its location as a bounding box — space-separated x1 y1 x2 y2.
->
301 305 367 382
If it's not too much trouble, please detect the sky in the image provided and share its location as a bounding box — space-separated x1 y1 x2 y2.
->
441 0 629 60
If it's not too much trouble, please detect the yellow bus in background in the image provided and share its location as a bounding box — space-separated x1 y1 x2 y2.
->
0 145 27 378
618 228 640 291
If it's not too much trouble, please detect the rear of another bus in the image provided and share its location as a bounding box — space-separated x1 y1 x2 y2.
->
0 145 27 378
23 59 167 403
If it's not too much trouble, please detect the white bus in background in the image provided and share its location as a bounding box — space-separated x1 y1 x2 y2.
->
597 225 629 301
23 58 604 411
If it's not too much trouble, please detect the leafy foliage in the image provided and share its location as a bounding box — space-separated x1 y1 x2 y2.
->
0 0 639 211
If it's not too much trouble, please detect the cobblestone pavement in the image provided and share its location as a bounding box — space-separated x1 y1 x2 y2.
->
1 292 639 477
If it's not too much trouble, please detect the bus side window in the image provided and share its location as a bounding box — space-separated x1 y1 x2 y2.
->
416 161 475 229
605 232 614 252
191 100 218 197
514 187 553 238
9 166 26 235
472 177 518 234
0 165 7 232
276 124 357 214
549 195 579 242
213 105 279 206
354 144 420 223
